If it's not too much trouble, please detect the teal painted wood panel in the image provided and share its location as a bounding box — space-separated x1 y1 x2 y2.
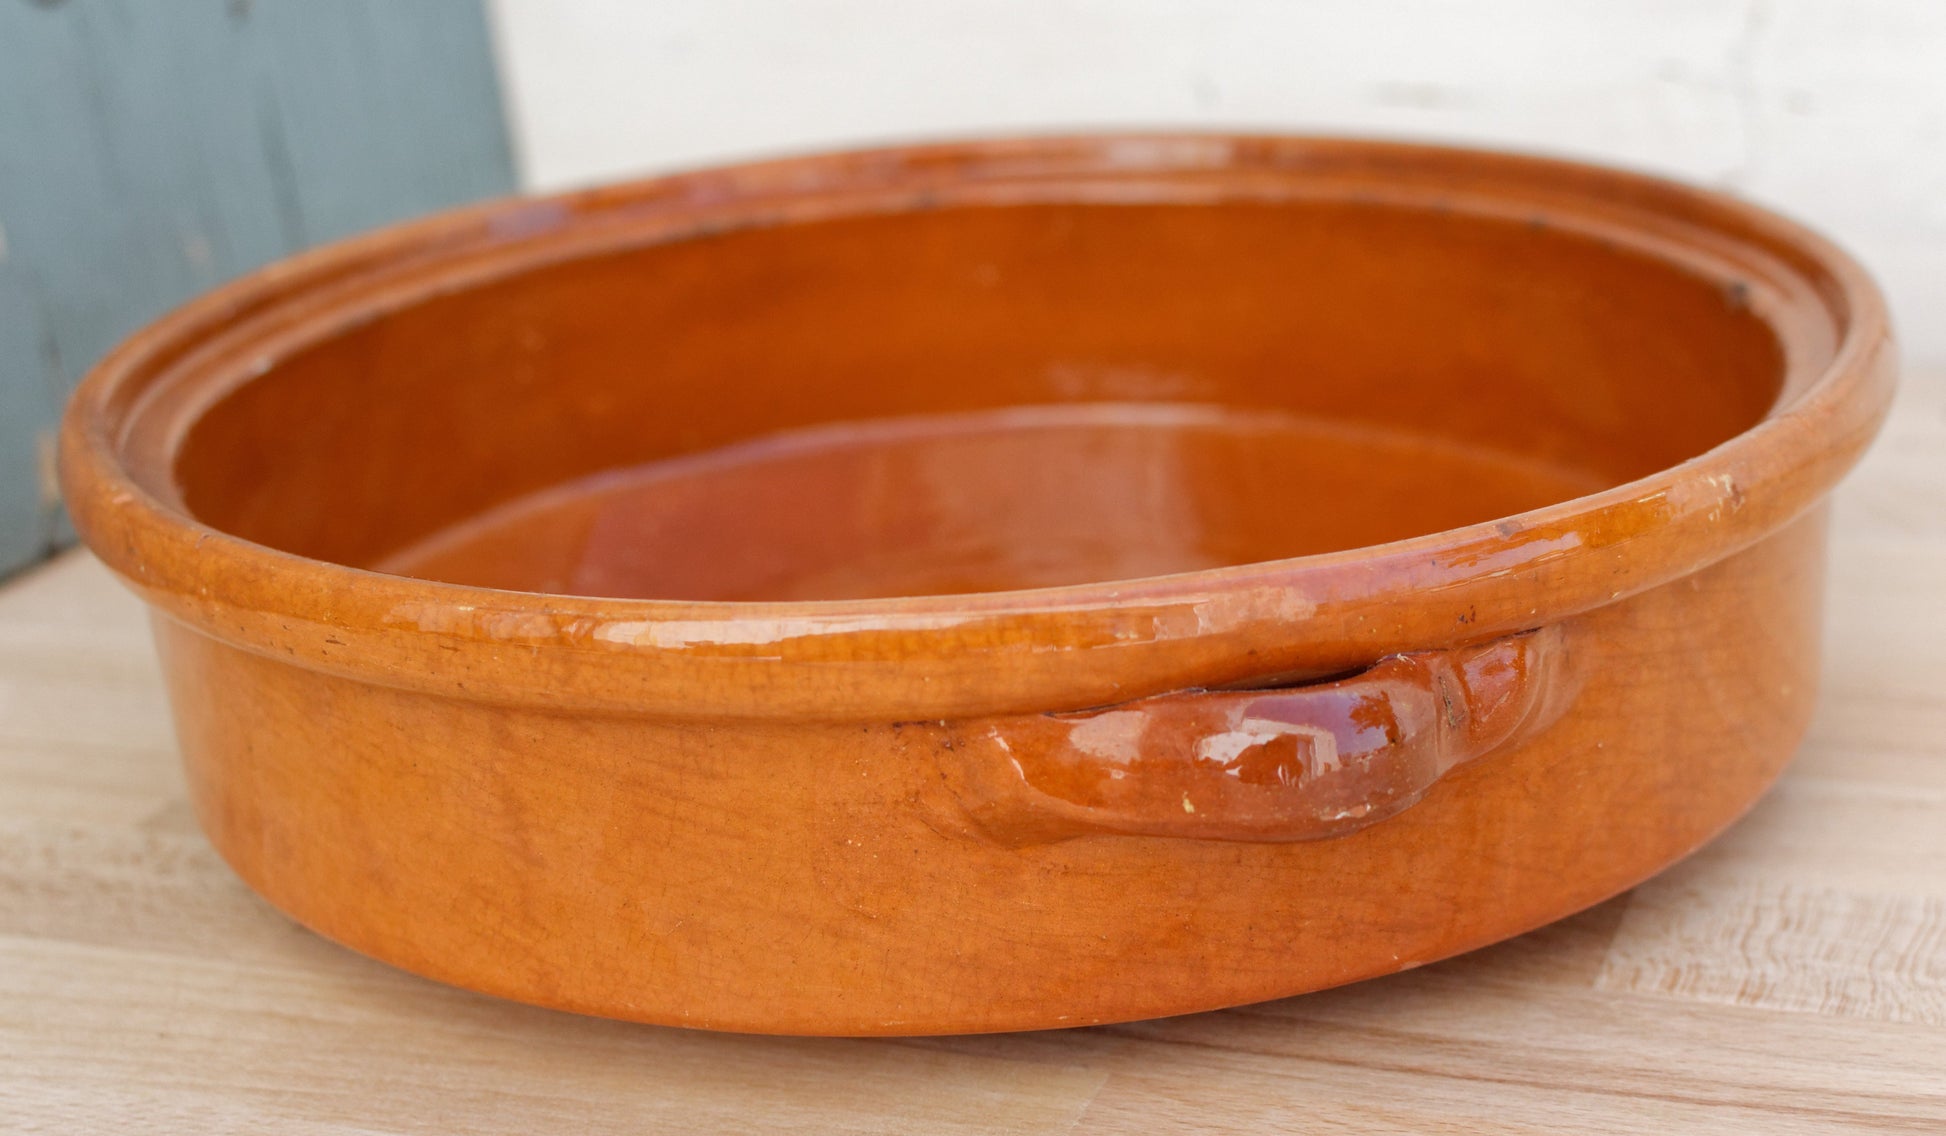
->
0 0 516 576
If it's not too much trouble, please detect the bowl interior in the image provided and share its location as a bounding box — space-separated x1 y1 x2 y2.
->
171 196 1786 601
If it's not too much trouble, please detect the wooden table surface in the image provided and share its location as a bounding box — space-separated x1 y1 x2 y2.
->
5 370 1943 1134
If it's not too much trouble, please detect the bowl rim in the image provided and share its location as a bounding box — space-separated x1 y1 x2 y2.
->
58 132 1897 718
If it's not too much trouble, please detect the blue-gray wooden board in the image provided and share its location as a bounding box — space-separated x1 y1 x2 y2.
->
0 0 516 576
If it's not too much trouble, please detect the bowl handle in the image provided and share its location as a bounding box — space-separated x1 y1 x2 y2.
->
938 625 1570 844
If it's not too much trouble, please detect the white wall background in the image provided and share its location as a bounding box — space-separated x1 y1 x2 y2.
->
488 0 1946 363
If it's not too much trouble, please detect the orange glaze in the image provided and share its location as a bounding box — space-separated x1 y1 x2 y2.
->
378 404 1610 602
60 135 1895 1033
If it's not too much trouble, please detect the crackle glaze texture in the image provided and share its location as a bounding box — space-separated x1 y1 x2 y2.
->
59 135 1895 1035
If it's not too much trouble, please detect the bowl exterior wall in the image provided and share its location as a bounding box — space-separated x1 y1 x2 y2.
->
152 508 1829 1034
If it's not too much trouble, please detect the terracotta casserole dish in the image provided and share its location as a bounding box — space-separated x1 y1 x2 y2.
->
60 135 1894 1035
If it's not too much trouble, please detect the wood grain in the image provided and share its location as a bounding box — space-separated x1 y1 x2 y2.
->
3 369 1943 1129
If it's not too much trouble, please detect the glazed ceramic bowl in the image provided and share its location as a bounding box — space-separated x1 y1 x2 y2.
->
60 135 1894 1035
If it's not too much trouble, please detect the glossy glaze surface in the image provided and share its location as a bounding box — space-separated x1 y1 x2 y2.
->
944 625 1569 845
59 135 1895 1034
378 405 1608 601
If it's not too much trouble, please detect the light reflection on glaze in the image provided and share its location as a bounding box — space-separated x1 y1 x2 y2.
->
944 625 1569 844
1431 527 1586 576
377 404 1607 605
